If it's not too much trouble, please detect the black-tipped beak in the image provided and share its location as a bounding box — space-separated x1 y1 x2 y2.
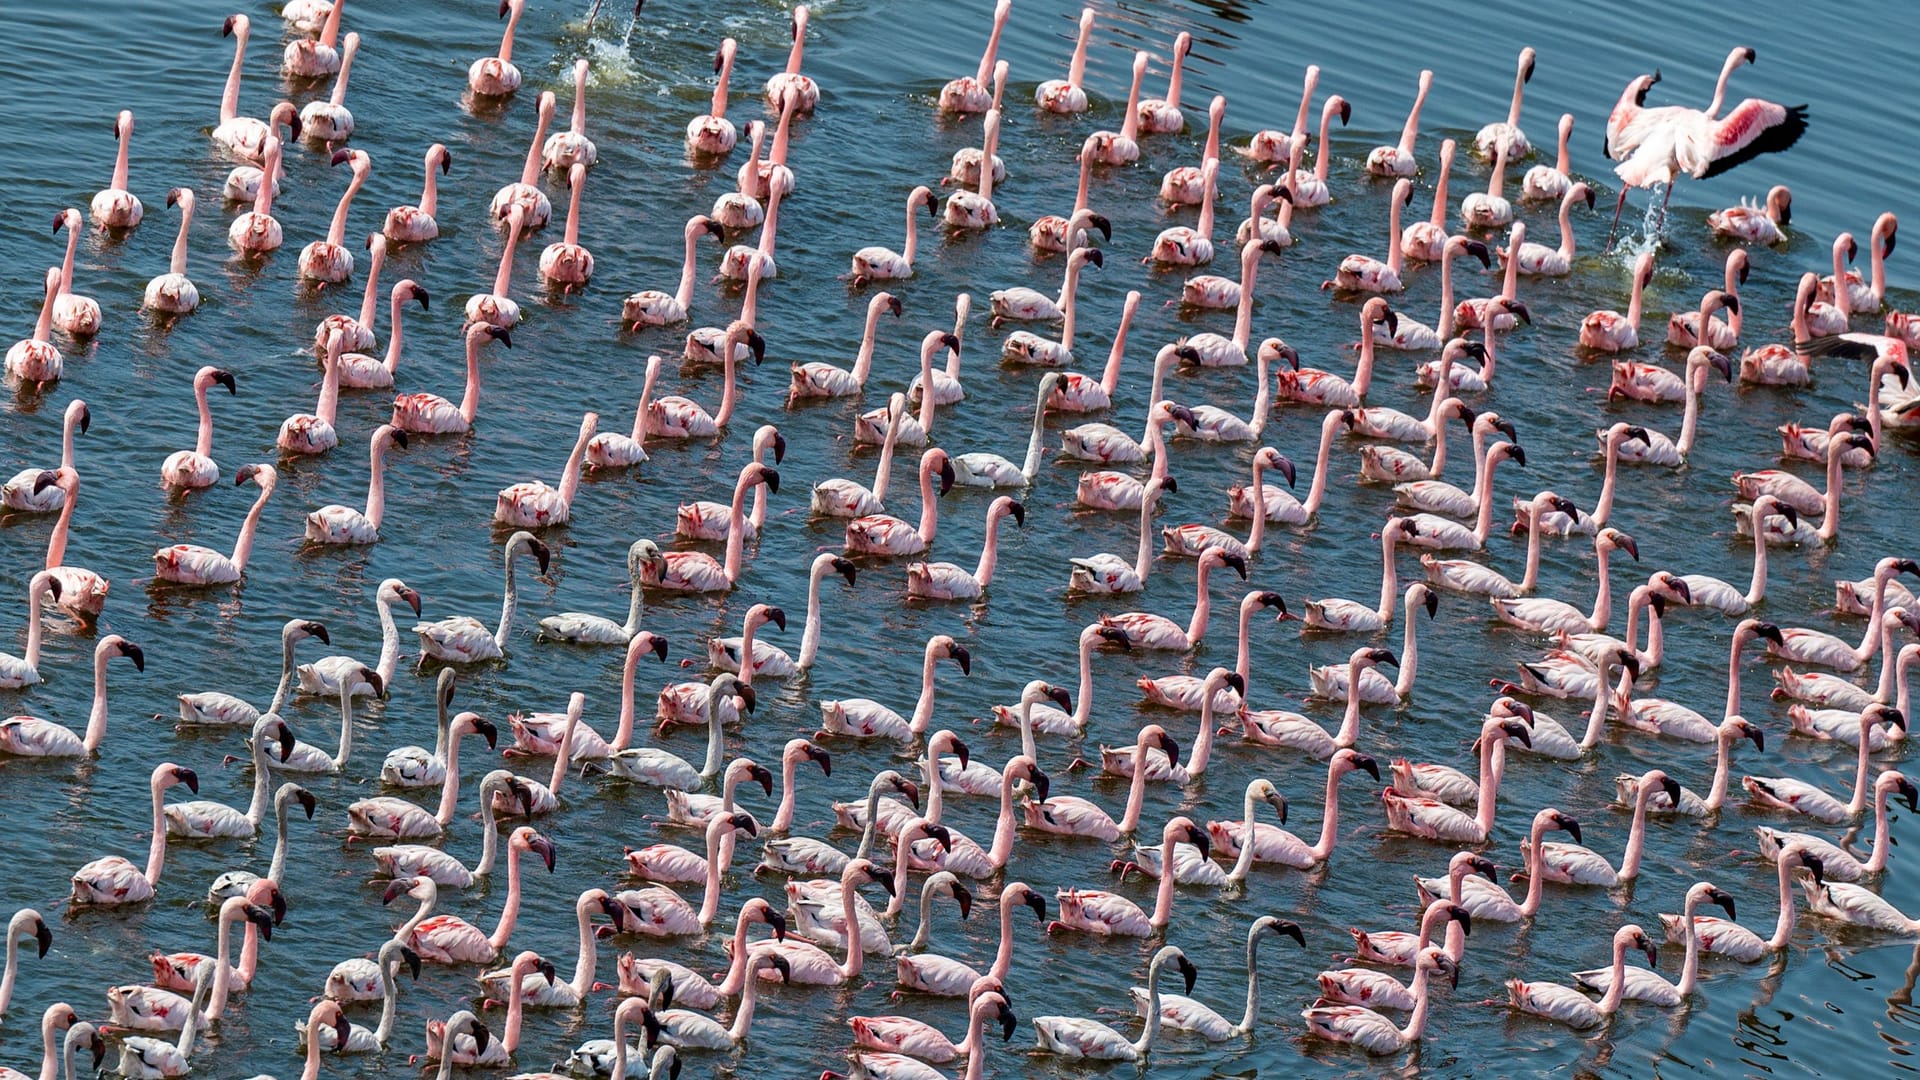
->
488 326 513 347
1178 956 1199 995
1224 553 1248 580
120 641 146 671
1900 778 1919 813
1661 775 1683 805
1472 856 1498 882
1155 731 1182 763
1225 672 1247 697
1884 707 1908 731
1423 590 1439 619
1502 721 1532 748
32 471 58 495
1024 892 1048 922
1802 852 1826 886
735 684 757 714
898 779 921 810
275 723 296 762
1354 753 1381 782
1271 453 1298 489
1174 346 1202 365
530 539 553 575
760 468 780 495
33 921 52 958
873 872 896 898
765 606 788 633
1756 622 1785 647
531 834 558 872
750 764 774 798
245 904 275 941
1742 723 1765 752
951 644 972 677
1557 815 1582 844
304 621 332 646
1099 626 1133 651
940 333 961 353
474 717 499 750
470 1019 493 1055
649 636 670 663
997 1002 1016 1040
1007 500 1026 527
1029 765 1050 803
1185 824 1212 861
1091 213 1113 240
1045 686 1073 714
770 431 788 464
1710 351 1733 382
382 879 412 905
805 745 832 777
330 148 353 166
832 557 858 587
1085 248 1105 270
296 789 317 820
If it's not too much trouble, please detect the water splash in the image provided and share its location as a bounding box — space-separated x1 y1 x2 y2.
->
1610 182 1669 259
584 36 638 85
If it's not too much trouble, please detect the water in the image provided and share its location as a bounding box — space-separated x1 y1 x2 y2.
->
1 0 1918 1076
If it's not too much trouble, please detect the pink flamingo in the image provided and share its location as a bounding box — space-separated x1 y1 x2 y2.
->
540 164 595 289
1579 250 1655 351
228 135 284 253
1242 64 1318 164
939 0 1010 113
1670 249 1749 348
280 330 345 455
142 191 200 315
631 467 765 591
1036 7 1095 113
220 102 296 201
1328 179 1412 291
5 270 63 383
1367 70 1433 177
1284 95 1350 207
212 17 300 160
298 150 371 284
152 465 275 585
393 323 505 435
1085 52 1149 166
299 32 359 140
468 204 527 329
469 0 526 97
0 572 62 689
306 426 406 545
543 60 597 170
160 367 236 488
846 449 953 556
39 468 108 618
906 496 1022 600
765 5 820 112
1522 113 1575 200
623 215 723 327
850 187 935 284
312 232 386 356
1504 182 1594 276
494 412 596 528
69 763 199 904
1712 184 1791 244
1475 47 1535 159
1460 138 1513 228
90 111 143 228
389 833 553 964
384 143 449 243
490 93 555 229
282 0 344 78
0 634 142 756
51 209 102 335
687 39 739 155
1048 818 1210 937
338 276 425 389
1136 31 1191 133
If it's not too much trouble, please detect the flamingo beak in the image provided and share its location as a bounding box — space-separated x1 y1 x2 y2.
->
1025 892 1048 922
474 717 499 750
751 764 774 798
33 921 52 958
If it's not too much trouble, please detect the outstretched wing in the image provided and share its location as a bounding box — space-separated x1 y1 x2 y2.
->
1699 100 1808 179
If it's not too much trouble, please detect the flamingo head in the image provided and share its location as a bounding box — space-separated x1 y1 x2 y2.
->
1549 810 1582 844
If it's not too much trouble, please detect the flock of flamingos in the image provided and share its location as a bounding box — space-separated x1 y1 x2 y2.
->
2 0 1918 1076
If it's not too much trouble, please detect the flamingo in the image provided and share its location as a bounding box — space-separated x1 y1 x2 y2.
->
1036 7 1094 112
1669 844 1823 961
1136 31 1191 133
69 763 199 904
494 412 595 528
1098 548 1246 651
1302 947 1456 1053
1504 182 1593 275
1399 138 1456 261
1284 93 1350 207
1670 251 1749 349
907 497 1023 600
88 110 142 228
650 321 765 438
299 31 359 140
305 426 407 545
1502 926 1659 1029
1085 52 1149 166
1276 299 1396 406
278 328 345 454
999 249 1102 366
1743 705 1905 823
1242 64 1318 164
1475 47 1536 159
943 110 1001 228
937 0 1009 113
1522 114 1575 200
1381 714 1528 843
5 270 62 383
383 143 449 243
470 0 526 96
686 38 739 154
1460 138 1513 228
211 16 302 160
1819 211 1897 313
298 150 371 284
228 135 285 254
1712 183 1792 243
1754 770 1917 883
765 5 820 112
539 164 596 289
1048 819 1209 937
47 210 101 337
1327 179 1412 292
845 449 953 557
1580 250 1656 351
1492 528 1640 633
151 465 275 585
413 531 550 665
1033 947 1197 1063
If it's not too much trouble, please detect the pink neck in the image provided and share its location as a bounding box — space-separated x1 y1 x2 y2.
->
1617 785 1654 880
193 381 215 457
1473 735 1503 836
498 1 521 65
419 151 441 217
44 476 75 570
711 46 733 118
1767 856 1797 949
567 893 597 995
972 510 1004 587
1399 75 1429 153
1428 147 1452 227
722 462 750 585
1521 818 1551 915
1149 832 1180 929
697 820 727 926
460 335 484 427
82 642 112 754
221 25 246 122
838 873 863 979
1868 784 1898 872
556 418 593 510
364 437 390 530
208 907 238 1021
325 165 365 247
228 480 272 575
433 729 464 825
110 120 132 192
1101 298 1136 395
1334 675 1365 747
1311 762 1344 860
493 215 521 295
1185 562 1215 645
488 846 524 951
317 341 343 426
1119 740 1152 834
989 891 1020 979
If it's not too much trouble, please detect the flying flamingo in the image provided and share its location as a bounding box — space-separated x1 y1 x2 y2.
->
160 367 236 488
1366 70 1432 177
469 0 527 97
152 465 275 585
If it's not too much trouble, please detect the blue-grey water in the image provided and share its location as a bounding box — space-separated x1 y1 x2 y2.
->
2 0 1918 1076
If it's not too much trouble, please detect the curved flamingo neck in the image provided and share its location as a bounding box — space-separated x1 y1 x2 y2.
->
472 779 503 875
228 478 273 574
1819 434 1849 543
1117 737 1155 835
1308 763 1346 861
207 905 241 1020
317 336 344 426
497 0 524 65
1766 856 1798 950
1867 782 1899 872
325 164 367 247
719 455 751 586
1314 105 1336 182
